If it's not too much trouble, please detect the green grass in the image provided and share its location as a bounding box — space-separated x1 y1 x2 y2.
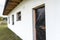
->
0 23 22 40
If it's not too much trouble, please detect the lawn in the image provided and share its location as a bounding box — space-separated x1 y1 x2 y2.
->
0 23 22 40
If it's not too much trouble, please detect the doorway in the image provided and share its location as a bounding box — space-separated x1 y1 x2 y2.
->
33 4 46 40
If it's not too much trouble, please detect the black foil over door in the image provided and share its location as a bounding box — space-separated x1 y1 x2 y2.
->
36 6 46 40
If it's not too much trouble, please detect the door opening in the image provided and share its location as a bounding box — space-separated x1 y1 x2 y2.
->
33 4 46 40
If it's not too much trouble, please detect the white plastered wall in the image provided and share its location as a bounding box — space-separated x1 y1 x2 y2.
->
8 0 45 40
46 0 60 40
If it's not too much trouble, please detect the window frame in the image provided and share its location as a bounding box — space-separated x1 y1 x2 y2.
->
16 11 21 21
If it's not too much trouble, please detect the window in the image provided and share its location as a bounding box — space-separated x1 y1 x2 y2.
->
12 15 14 25
17 12 21 21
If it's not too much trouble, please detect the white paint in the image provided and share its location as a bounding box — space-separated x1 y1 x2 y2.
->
45 0 59 40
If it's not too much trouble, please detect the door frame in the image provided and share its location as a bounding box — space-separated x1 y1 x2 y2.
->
32 4 45 40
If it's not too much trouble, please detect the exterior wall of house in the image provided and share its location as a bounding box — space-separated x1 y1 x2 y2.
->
7 0 59 40
8 0 45 40
46 0 60 40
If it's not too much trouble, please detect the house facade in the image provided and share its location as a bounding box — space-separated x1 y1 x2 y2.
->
3 0 57 40
7 0 45 40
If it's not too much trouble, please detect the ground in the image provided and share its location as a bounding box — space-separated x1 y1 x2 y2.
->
0 22 22 40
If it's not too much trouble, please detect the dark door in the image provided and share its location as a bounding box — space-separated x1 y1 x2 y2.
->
35 5 46 40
